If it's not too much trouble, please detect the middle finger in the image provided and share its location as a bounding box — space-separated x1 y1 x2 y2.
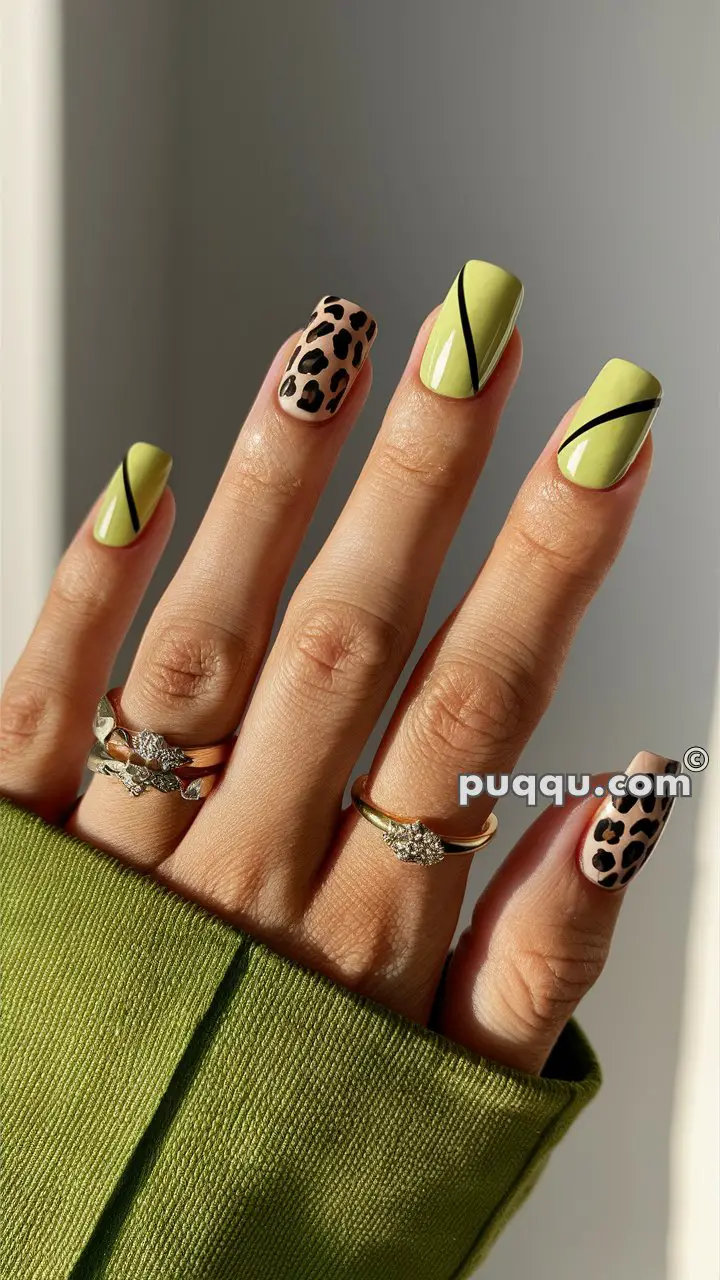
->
163 260 524 908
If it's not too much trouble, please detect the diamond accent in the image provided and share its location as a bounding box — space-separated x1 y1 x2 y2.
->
93 694 115 744
118 764 154 797
382 820 445 866
89 737 203 801
148 770 181 794
179 777 203 801
131 729 190 771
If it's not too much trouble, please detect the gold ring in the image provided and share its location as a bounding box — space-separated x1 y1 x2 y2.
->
87 687 235 801
350 774 498 866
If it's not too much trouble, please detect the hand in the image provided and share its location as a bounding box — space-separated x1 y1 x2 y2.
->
1 265 676 1076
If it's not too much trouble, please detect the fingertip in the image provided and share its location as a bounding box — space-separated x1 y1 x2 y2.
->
146 484 177 544
552 360 661 492
84 479 175 557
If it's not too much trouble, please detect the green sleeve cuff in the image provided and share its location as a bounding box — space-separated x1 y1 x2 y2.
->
1 800 601 1280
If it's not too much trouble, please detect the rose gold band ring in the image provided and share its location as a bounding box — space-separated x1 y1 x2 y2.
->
87 686 235 801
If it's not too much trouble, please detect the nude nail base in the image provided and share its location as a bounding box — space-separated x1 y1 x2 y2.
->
577 751 679 891
278 295 376 423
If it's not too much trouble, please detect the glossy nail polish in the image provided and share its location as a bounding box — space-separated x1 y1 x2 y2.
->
557 358 662 489
278 296 377 423
94 442 172 547
419 260 523 399
578 751 679 891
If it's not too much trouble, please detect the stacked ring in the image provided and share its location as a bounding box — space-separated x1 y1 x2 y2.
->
86 687 235 801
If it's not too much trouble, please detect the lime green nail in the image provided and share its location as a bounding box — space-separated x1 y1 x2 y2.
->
419 260 523 399
93 442 173 546
557 359 662 490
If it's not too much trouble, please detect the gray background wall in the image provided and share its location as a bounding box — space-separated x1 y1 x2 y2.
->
62 3 720 1276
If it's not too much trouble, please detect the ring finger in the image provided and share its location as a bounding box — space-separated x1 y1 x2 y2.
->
72 300 376 864
314 356 661 1017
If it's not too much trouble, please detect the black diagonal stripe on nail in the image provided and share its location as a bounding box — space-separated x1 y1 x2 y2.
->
456 264 480 394
557 397 661 455
122 453 141 533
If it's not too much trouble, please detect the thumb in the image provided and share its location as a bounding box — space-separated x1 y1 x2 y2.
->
440 753 678 1075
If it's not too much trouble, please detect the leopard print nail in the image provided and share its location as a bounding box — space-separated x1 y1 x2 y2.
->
278 296 377 423
578 750 679 891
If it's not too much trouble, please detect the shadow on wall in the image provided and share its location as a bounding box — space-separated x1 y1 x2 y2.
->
63 3 719 1278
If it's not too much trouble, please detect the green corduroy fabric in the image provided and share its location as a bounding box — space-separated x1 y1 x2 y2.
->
1 800 601 1279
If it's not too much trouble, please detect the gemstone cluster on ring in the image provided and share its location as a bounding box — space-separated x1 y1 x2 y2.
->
130 729 190 772
88 711 202 800
382 819 445 866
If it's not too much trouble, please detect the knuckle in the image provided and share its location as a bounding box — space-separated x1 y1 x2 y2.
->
312 915 408 1000
372 429 459 496
309 900 436 1017
0 677 65 761
410 656 540 762
328 933 397 992
502 931 608 1035
505 479 600 592
225 439 304 514
50 548 111 623
184 851 303 930
138 617 246 710
283 597 405 698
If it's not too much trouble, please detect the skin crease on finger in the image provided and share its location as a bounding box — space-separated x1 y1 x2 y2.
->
440 779 624 1074
151 315 655 1057
155 322 523 904
362 412 653 833
68 335 374 865
1 267 660 1087
0 488 176 822
298 428 653 1027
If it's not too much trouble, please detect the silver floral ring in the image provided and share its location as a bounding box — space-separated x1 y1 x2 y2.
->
87 687 235 801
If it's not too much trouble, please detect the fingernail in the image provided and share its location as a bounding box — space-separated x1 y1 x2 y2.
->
557 358 662 489
578 751 679 892
93 442 173 546
419 259 523 399
278 296 377 423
